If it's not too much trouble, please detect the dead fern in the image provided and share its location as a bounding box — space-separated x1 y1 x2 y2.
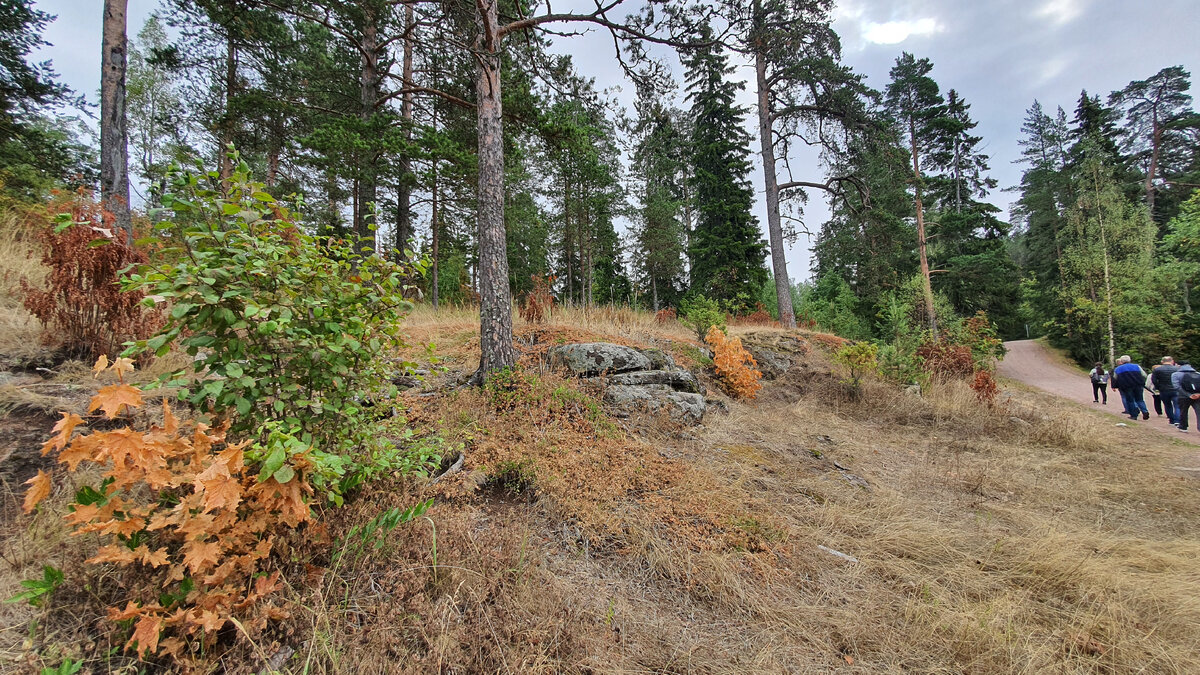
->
520 275 556 324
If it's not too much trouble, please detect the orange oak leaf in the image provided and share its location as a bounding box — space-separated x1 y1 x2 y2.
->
108 600 149 622
41 412 85 456
88 384 144 420
127 614 162 657
141 546 171 568
57 433 105 471
161 400 179 435
87 544 139 565
157 637 186 659
22 470 51 513
91 354 109 377
111 357 136 381
193 609 226 633
200 475 242 513
182 539 222 575
64 501 101 527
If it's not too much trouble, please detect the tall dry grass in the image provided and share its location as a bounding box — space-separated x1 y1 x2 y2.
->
0 206 48 363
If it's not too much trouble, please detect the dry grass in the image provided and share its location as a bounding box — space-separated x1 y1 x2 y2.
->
0 207 51 368
2 308 1199 673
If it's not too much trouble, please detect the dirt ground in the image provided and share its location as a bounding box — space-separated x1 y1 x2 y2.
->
999 339 1200 451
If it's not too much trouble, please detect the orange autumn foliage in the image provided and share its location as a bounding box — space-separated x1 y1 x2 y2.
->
705 326 763 400
24 357 311 661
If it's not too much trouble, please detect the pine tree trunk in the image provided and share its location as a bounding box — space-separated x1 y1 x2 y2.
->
909 116 938 336
396 3 415 252
753 42 795 328
953 137 962 213
578 202 587 307
219 32 236 181
470 0 516 382
100 0 132 242
564 177 573 304
1147 110 1161 219
431 160 440 310
356 7 379 255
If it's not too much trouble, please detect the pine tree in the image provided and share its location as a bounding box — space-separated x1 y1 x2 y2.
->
683 26 766 308
885 52 946 334
1109 66 1194 222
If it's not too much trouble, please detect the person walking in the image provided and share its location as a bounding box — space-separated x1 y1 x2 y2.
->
1171 361 1200 432
1148 364 1164 416
1151 356 1181 425
1113 355 1150 420
1089 362 1108 404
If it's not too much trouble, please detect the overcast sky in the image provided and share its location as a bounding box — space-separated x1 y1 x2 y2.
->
31 0 1200 281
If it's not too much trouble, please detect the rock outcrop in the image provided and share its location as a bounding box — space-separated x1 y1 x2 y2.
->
547 342 706 424
548 343 653 376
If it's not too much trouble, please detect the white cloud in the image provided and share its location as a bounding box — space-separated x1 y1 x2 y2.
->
861 18 942 45
1037 0 1085 26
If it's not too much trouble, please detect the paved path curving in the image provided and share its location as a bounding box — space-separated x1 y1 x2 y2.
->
998 339 1198 446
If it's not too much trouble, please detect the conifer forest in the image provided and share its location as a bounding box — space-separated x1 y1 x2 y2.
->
4 1 1198 369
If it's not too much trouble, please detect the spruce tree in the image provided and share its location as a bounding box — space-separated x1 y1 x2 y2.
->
682 26 766 308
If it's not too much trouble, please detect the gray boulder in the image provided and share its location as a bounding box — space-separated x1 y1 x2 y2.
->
603 385 705 425
602 369 702 394
746 347 792 380
548 342 652 375
639 348 677 371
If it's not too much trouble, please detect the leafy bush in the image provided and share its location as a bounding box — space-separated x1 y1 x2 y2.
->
833 342 879 391
21 190 160 360
125 159 438 504
705 326 762 399
948 311 1005 372
682 296 726 342
25 357 306 661
734 303 776 326
971 369 999 405
915 340 976 379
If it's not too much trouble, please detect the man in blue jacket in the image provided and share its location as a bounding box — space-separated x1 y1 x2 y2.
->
1112 355 1150 421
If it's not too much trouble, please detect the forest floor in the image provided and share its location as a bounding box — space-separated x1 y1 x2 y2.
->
1 302 1199 673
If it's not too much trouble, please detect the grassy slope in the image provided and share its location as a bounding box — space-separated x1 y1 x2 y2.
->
1 302 1199 672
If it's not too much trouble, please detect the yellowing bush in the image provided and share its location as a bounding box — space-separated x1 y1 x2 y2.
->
705 326 762 399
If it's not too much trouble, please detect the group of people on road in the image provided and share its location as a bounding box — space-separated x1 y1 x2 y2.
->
1089 356 1200 432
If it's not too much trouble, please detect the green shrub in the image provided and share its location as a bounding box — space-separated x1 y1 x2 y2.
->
125 156 439 504
681 295 726 342
833 341 879 391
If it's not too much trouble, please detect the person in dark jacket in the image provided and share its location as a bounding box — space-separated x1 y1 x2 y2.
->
1089 362 1108 404
1112 355 1150 420
1172 362 1200 432
1150 356 1180 425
